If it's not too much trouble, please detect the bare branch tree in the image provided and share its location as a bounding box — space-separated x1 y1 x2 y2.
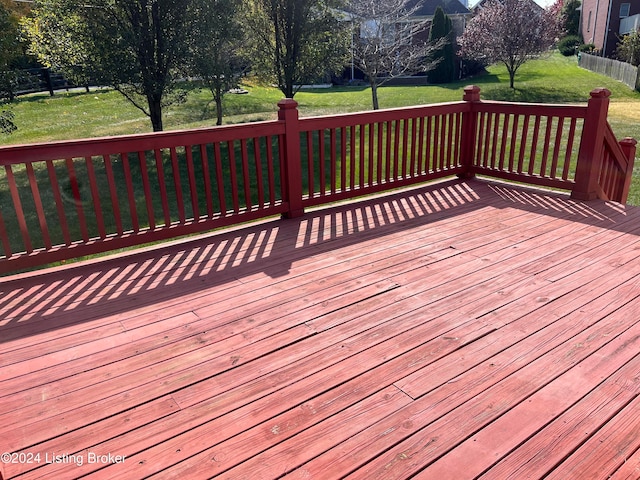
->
347 0 444 109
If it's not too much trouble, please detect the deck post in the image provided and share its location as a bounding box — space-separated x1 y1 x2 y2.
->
458 85 481 178
571 88 611 201
619 137 637 204
278 98 304 218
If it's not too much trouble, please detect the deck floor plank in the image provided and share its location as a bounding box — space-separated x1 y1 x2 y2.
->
2 179 640 480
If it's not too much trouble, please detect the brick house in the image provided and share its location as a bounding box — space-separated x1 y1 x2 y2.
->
581 0 640 57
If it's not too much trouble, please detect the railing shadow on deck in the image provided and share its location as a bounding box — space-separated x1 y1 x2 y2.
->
1 177 638 346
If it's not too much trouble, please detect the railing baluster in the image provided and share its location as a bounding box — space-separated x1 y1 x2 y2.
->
550 117 564 179
425 116 433 172
562 118 578 181
85 156 106 239
433 115 441 171
498 114 510 171
409 117 417 177
528 116 541 176
65 158 89 242
5 165 33 253
46 160 71 245
330 128 337 194
417 116 425 174
0 210 12 258
350 125 356 189
265 136 276 206
152 149 171 226
253 138 265 209
25 163 52 249
137 151 155 230
439 115 447 171
240 139 252 211
185 144 200 219
198 144 214 218
399 118 410 179
508 115 519 172
227 140 240 213
341 127 347 191
103 155 124 235
318 129 326 196
517 115 530 174
453 112 462 168
446 114 454 169
376 122 383 184
169 147 185 224
475 112 485 168
306 131 314 198
214 142 227 215
359 123 366 187
539 117 553 177
392 120 400 180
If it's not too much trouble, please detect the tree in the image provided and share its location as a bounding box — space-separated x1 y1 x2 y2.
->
0 0 28 101
429 6 455 84
190 0 245 126
23 0 199 132
348 0 445 109
21 0 95 92
246 0 349 98
459 0 561 89
561 0 581 38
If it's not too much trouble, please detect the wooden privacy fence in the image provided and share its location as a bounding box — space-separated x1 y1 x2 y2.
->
579 53 640 91
0 86 636 274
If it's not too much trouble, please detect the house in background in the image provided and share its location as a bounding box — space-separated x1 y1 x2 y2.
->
341 0 471 83
409 0 472 39
581 0 640 57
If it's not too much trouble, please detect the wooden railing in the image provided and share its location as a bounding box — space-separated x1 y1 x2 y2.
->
0 87 635 274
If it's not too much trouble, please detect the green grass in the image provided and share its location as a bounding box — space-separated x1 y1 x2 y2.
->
4 53 640 146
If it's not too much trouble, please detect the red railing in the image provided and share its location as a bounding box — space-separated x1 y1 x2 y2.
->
0 87 635 274
297 103 467 208
0 122 288 273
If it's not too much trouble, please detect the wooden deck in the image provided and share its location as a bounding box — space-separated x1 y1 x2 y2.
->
2 178 640 480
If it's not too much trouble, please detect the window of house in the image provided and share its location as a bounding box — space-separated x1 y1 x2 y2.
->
620 3 630 17
587 10 592 31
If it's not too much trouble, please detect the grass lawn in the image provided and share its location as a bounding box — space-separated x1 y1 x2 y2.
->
1 51 640 202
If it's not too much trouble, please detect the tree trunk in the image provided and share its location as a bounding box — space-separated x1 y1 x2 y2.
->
148 96 163 132
215 86 223 126
370 80 380 110
507 63 516 89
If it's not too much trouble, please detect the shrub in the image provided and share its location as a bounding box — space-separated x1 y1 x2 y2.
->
616 30 640 66
579 43 596 53
558 35 582 56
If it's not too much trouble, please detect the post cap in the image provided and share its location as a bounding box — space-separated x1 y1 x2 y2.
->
589 88 611 98
463 85 481 102
277 98 299 109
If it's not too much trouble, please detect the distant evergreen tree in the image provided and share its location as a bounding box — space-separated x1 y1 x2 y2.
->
562 0 581 38
428 6 455 84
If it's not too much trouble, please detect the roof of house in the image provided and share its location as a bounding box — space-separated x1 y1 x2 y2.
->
409 0 472 15
471 0 544 14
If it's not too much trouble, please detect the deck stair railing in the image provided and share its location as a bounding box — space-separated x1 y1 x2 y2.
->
0 87 635 274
